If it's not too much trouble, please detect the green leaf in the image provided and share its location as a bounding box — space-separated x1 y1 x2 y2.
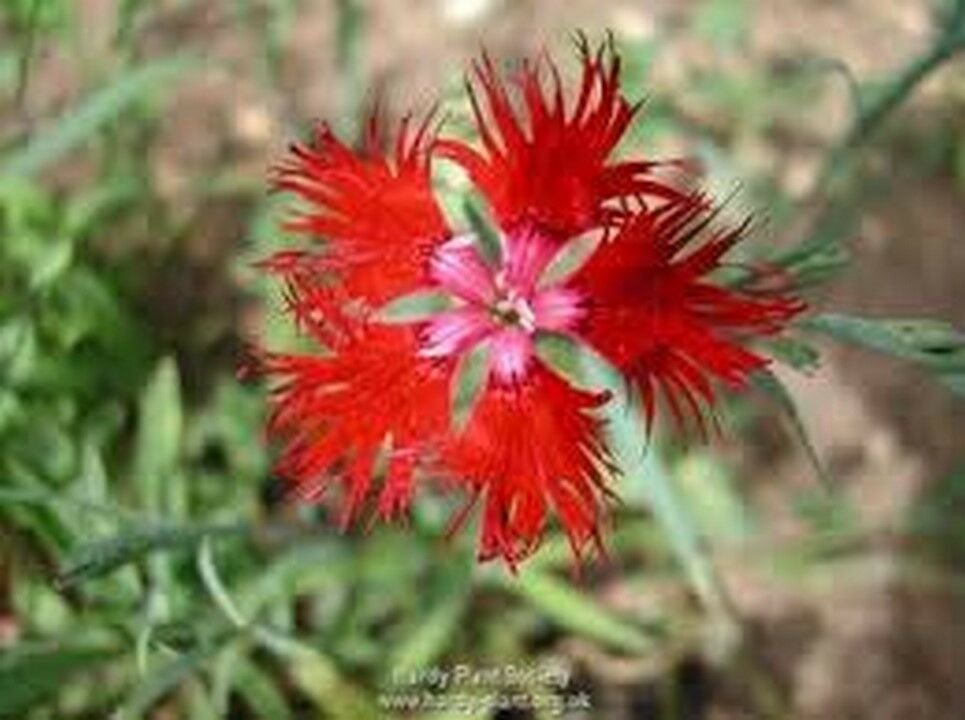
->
28 237 73 290
133 357 183 514
451 341 488 431
805 313 965 363
387 562 472 678
463 191 502 267
0 485 139 522
752 368 833 490
0 644 118 718
186 678 221 720
58 520 246 587
119 643 223 720
505 569 653 654
0 318 36 387
197 537 247 629
236 543 349 619
1 55 195 178
675 452 753 541
253 628 379 720
539 230 599 287
803 313 965 394
3 460 77 554
63 176 139 239
769 211 854 285
762 335 821 372
534 331 586 382
377 290 454 323
232 658 294 720
577 343 733 621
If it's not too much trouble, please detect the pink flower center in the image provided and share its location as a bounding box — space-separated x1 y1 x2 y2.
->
419 227 585 382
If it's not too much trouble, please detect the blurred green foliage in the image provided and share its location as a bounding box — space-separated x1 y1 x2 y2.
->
0 1 963 719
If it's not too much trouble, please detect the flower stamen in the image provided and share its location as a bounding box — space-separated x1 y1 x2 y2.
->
490 292 536 331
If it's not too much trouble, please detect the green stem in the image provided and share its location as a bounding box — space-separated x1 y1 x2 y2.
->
778 17 965 269
14 0 42 107
816 33 964 190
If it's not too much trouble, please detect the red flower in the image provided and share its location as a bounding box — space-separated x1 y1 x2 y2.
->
254 40 803 567
440 367 613 568
572 193 804 433
436 38 686 239
256 271 452 526
273 114 448 305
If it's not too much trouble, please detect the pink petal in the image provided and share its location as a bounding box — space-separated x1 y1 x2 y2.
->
488 327 535 383
429 234 496 304
420 307 494 358
531 286 586 331
501 226 559 294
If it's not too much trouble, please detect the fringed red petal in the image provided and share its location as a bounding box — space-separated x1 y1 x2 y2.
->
272 112 449 305
440 365 613 568
437 37 687 239
260 320 452 526
575 193 804 431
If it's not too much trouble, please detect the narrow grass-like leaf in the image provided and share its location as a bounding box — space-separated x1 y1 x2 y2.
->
803 314 965 395
505 569 653 654
64 176 140 240
752 368 833 490
577 342 733 620
119 643 223 720
232 658 294 720
28 237 73 290
134 357 183 515
769 210 854 282
1 55 195 178
253 628 379 720
0 644 118 718
797 56 864 119
197 537 247 629
3 460 78 554
13 0 43 105
0 485 143 522
186 677 221 720
762 334 821 372
58 521 246 587
386 592 467 679
675 452 753 541
387 563 471 678
130 359 185 650
237 543 349 618
805 314 965 363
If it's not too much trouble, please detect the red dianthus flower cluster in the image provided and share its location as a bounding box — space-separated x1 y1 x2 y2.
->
253 39 803 567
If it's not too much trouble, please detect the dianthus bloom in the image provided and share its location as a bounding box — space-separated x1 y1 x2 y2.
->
254 40 803 567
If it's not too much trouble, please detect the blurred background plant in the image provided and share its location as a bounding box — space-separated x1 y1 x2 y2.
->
1 1 964 718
